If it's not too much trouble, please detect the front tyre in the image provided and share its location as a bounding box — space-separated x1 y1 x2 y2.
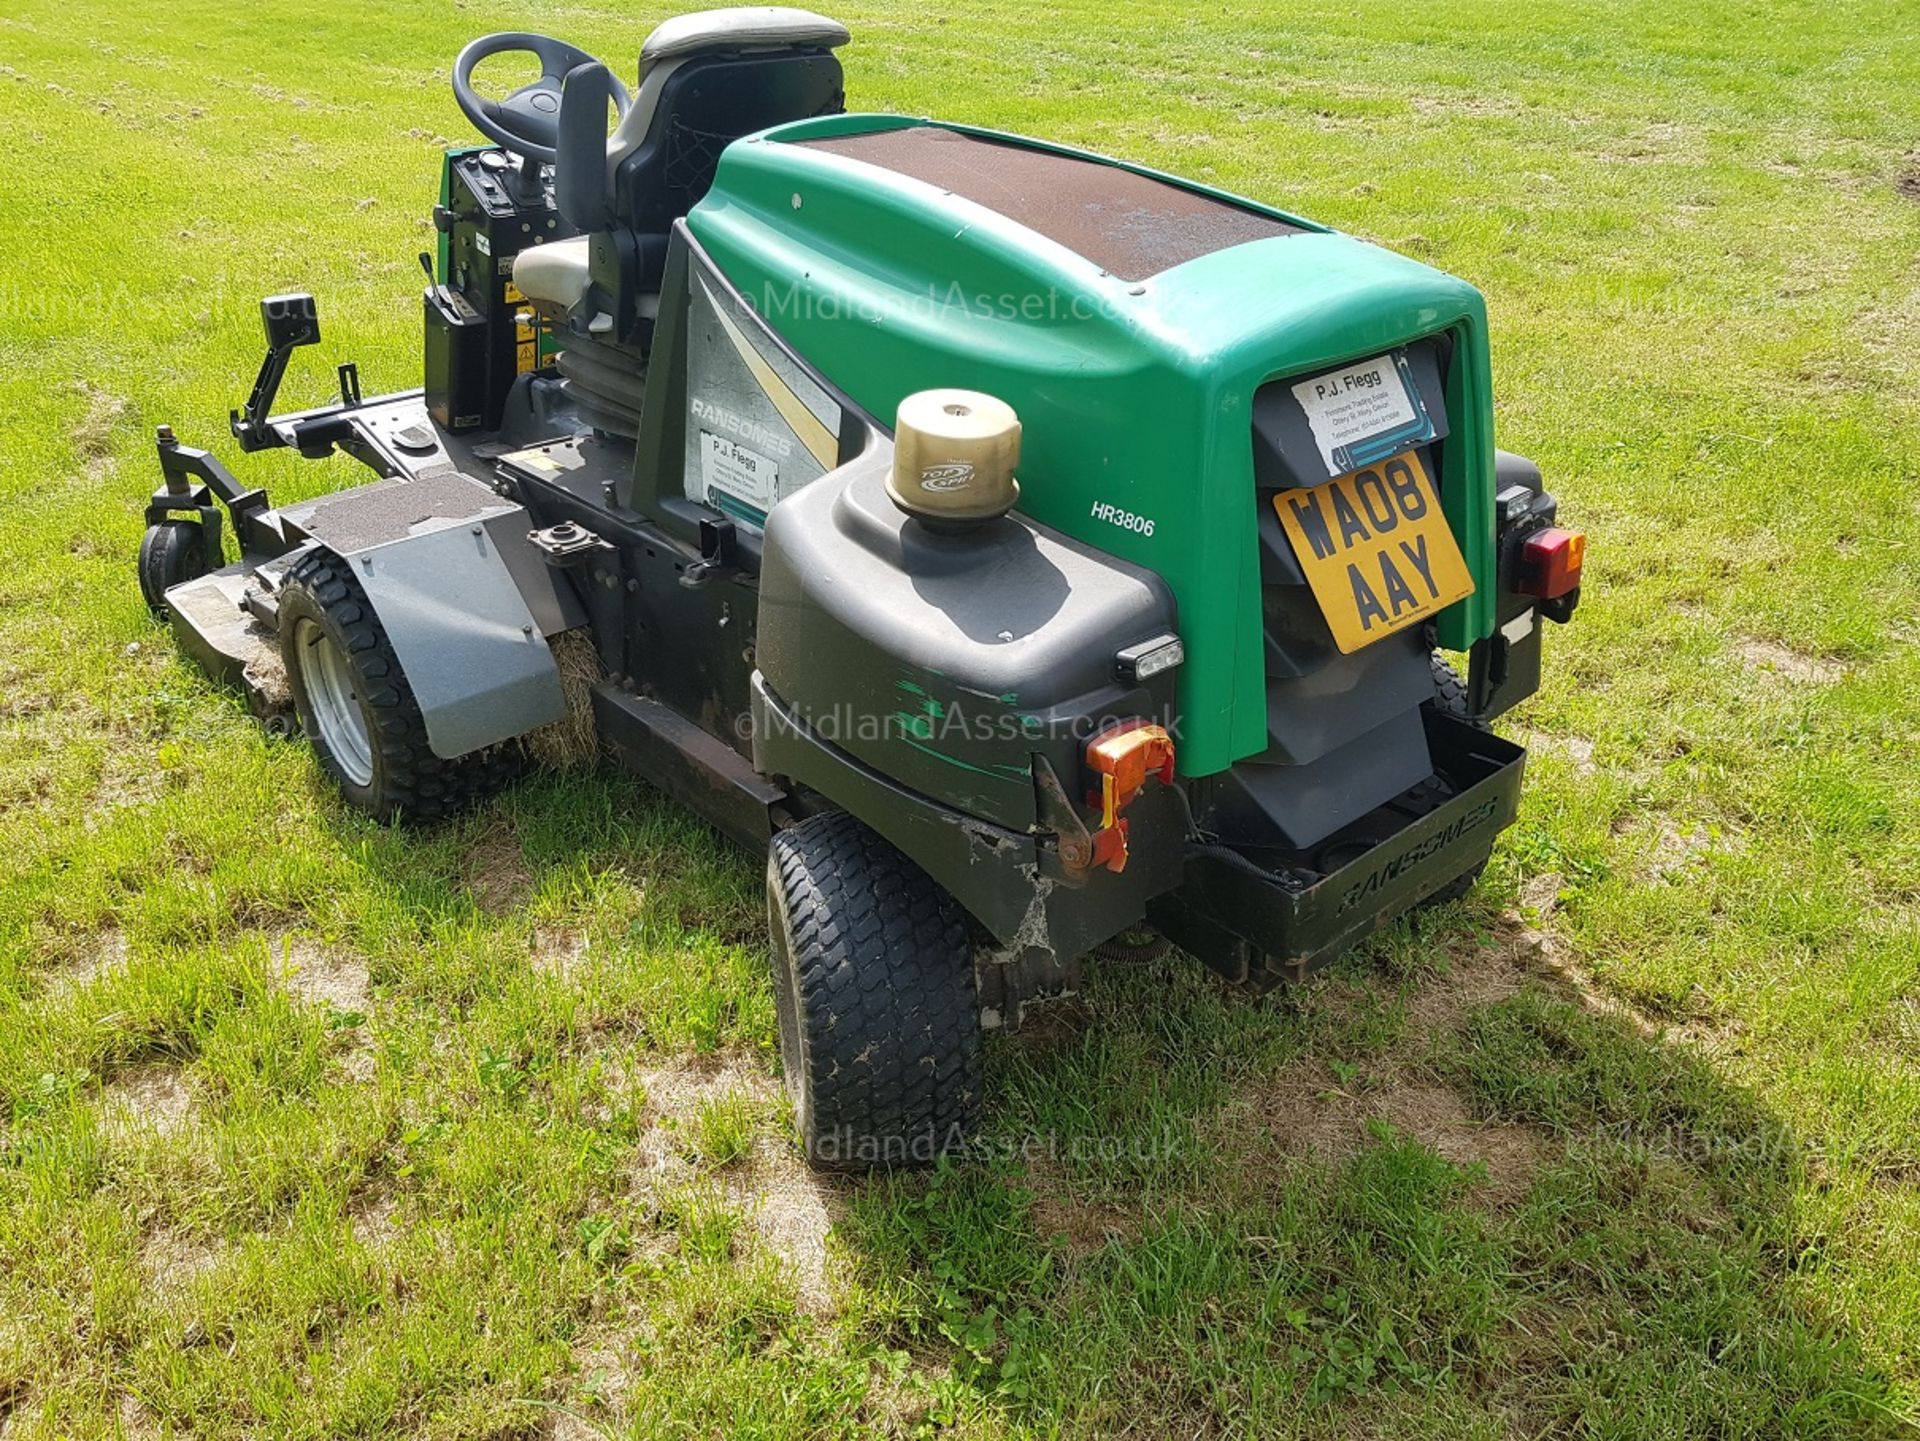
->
767 812 983 1172
278 548 516 822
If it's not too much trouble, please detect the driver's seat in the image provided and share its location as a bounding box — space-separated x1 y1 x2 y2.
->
513 8 848 333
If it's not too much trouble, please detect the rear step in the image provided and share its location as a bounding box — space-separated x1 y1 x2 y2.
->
1150 710 1523 985
590 684 786 848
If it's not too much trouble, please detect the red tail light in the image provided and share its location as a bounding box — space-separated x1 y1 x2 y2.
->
1515 527 1585 599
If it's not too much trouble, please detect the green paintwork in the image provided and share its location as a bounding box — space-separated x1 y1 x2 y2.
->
893 674 1028 783
688 115 1499 777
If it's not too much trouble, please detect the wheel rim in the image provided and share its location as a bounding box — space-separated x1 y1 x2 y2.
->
294 617 375 788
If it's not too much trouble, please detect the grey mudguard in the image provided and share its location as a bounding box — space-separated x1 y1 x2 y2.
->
281 466 584 759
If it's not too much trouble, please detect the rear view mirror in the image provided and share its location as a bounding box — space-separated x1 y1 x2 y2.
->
259 292 320 351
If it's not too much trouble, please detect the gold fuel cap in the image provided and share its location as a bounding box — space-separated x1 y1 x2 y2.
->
887 389 1021 528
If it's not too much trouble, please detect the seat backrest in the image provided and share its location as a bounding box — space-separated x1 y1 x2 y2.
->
605 7 849 232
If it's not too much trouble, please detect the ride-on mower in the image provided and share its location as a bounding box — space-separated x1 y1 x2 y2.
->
138 8 1584 1169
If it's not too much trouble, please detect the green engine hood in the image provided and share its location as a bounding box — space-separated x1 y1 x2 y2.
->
688 114 1497 777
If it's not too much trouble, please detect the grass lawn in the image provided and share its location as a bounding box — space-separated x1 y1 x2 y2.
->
3 0 1919 1434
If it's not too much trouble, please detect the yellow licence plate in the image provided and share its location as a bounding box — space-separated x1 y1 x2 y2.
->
1271 450 1474 654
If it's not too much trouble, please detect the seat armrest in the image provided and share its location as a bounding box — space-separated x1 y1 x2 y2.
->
556 61 618 232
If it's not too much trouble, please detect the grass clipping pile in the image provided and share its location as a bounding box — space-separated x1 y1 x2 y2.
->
522 627 604 769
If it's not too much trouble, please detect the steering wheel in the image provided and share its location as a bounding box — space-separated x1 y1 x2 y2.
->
452 32 631 164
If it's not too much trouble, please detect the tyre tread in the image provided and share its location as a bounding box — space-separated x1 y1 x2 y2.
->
768 812 982 1171
137 520 209 618
1421 651 1488 905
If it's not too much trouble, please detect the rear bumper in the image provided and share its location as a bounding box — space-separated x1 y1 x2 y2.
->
1152 711 1525 983
757 671 1521 989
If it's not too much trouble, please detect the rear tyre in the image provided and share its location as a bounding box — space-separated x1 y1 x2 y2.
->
278 548 517 822
1420 652 1488 906
137 520 210 619
1429 648 1473 720
1094 926 1173 963
766 812 983 1172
